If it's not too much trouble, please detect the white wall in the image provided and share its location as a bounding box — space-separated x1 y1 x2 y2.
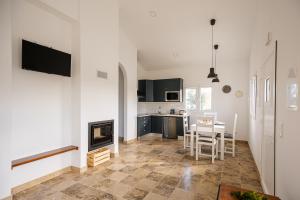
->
0 0 12 198
10 0 74 187
119 67 125 138
40 0 79 20
71 21 81 168
79 0 119 166
249 0 300 199
119 29 138 141
0 0 133 193
138 61 249 141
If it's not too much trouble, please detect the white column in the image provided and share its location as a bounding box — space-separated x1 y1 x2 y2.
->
0 0 13 198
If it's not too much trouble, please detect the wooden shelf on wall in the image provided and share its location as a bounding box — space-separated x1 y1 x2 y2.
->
11 145 79 169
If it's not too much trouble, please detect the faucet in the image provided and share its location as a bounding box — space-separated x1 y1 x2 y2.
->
158 106 162 114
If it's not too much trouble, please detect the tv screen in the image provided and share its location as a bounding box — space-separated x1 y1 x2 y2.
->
22 40 71 77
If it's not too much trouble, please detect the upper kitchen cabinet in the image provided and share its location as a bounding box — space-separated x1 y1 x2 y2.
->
138 78 183 102
138 80 153 102
153 79 165 102
162 78 183 91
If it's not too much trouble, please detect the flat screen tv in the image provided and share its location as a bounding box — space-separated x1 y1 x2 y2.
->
22 39 71 77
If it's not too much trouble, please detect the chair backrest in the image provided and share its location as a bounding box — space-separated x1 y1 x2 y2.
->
183 116 189 134
196 116 215 139
232 113 238 138
203 112 218 121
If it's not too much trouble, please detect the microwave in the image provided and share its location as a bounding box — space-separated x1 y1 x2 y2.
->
165 91 181 102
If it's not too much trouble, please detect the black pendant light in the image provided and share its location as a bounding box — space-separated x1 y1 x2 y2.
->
212 75 220 82
212 44 220 83
207 19 217 78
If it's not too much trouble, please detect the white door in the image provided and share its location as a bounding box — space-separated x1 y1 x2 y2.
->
261 42 277 195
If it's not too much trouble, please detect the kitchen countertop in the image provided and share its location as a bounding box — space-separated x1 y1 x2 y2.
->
137 113 187 117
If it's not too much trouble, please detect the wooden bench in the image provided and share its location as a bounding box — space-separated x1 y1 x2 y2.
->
11 145 78 169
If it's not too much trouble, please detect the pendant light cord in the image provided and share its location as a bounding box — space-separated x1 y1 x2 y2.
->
215 46 217 72
211 25 214 68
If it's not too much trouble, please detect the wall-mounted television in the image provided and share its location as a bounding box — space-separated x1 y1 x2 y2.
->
22 39 71 77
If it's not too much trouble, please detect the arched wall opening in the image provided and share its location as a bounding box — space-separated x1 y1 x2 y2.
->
118 63 127 142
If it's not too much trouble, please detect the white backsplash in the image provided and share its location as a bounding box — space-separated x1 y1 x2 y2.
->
138 102 185 115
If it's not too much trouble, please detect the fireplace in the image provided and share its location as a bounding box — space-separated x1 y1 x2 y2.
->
88 120 114 151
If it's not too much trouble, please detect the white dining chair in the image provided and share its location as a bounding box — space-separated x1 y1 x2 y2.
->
183 115 193 149
217 113 238 157
195 116 218 163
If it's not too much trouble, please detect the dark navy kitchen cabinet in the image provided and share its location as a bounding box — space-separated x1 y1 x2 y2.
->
138 78 183 102
151 116 163 134
175 116 190 136
137 116 151 136
153 80 165 102
163 78 183 91
137 117 144 136
138 115 188 137
176 117 184 136
152 78 183 102
138 80 153 102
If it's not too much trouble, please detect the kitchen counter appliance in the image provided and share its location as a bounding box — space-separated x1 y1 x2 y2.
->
179 110 186 115
163 117 177 139
165 91 181 102
170 109 175 114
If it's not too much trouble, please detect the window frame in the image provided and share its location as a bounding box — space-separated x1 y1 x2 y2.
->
184 86 213 112
199 87 212 111
185 87 198 111
264 77 271 103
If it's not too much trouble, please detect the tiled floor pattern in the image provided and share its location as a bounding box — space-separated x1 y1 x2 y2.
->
14 135 262 200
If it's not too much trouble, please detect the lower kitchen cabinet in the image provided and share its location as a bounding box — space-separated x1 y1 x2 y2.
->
137 115 189 137
176 117 184 136
151 116 163 134
137 116 151 137
175 116 190 136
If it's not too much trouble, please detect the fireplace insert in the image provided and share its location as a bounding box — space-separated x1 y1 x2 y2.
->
88 120 114 151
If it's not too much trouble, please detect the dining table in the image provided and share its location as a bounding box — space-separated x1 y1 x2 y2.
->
190 122 226 160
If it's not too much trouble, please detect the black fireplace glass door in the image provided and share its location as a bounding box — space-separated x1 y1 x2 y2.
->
91 124 112 145
88 120 114 151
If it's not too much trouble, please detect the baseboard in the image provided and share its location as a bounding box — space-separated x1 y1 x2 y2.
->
118 137 124 142
261 179 268 194
236 140 248 144
123 138 137 144
1 195 12 200
247 141 265 194
71 166 87 174
110 152 119 158
11 165 83 194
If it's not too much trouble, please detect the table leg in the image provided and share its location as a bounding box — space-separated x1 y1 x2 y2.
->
190 131 194 156
221 131 224 160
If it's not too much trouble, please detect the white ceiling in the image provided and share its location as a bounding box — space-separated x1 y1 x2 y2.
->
119 0 258 70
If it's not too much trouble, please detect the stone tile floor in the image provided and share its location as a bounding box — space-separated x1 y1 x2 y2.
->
14 134 262 200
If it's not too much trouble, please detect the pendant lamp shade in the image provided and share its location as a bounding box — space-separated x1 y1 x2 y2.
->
212 75 220 82
207 67 217 78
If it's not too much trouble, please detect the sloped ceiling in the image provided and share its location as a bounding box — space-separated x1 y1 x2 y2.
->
119 0 258 70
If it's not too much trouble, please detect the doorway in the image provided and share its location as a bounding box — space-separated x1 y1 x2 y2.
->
261 41 277 195
119 65 125 142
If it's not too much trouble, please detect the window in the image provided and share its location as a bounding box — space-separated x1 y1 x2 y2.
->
185 87 212 111
185 88 197 110
264 78 271 102
250 76 257 119
199 87 212 111
287 83 298 110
